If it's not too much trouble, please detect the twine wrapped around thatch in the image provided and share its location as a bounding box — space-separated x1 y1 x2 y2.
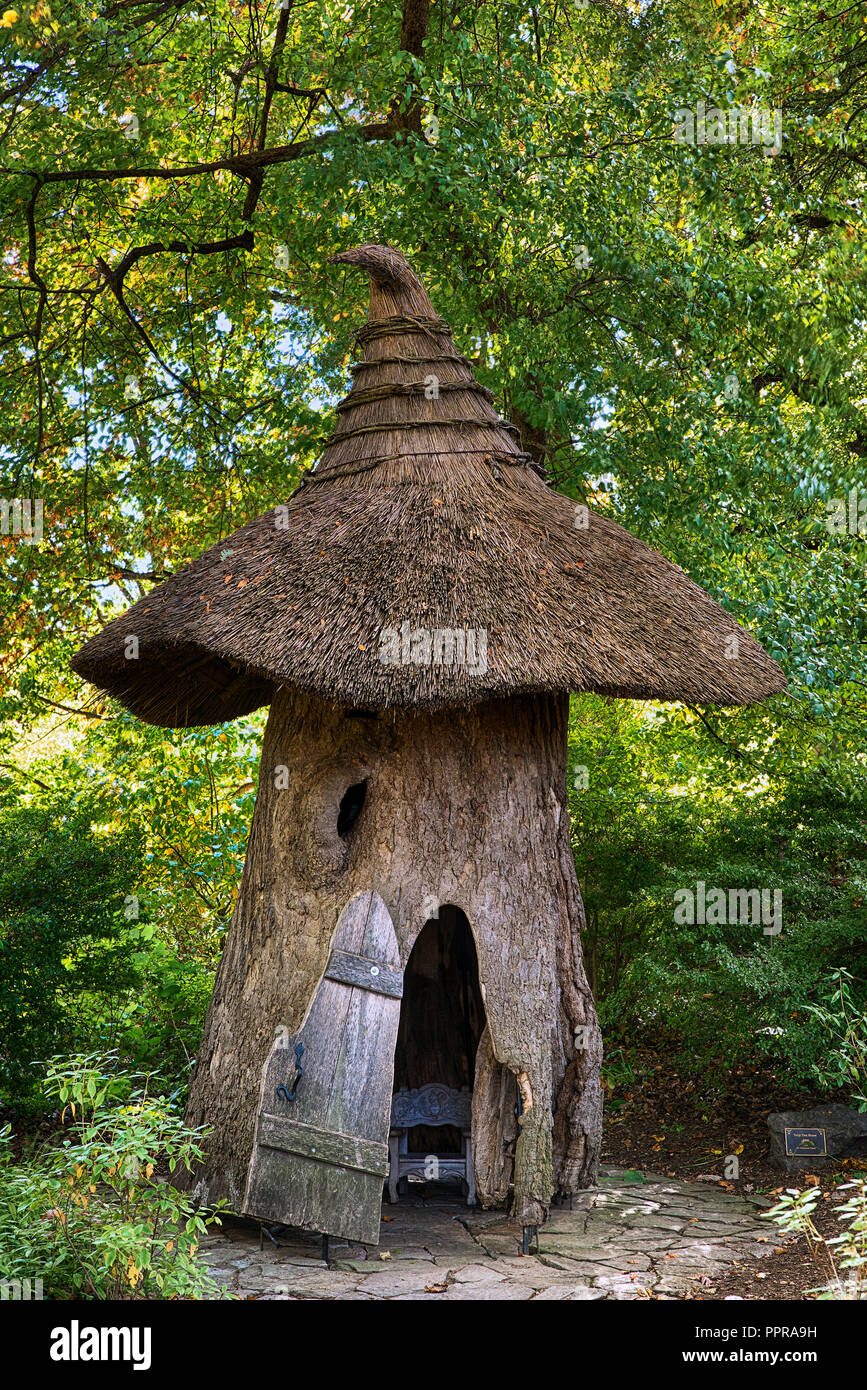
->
71 243 786 726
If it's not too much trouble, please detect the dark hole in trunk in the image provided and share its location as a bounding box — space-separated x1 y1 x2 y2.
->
337 779 367 837
393 906 485 1155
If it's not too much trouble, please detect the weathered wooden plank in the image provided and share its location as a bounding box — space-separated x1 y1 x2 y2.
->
244 890 403 1244
257 1113 389 1177
324 948 403 998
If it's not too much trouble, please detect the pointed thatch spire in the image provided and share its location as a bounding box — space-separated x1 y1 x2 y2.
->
313 242 531 483
70 244 786 726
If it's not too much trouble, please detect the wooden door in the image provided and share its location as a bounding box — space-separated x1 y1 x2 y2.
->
243 890 403 1245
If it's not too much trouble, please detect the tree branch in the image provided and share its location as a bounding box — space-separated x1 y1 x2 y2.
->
688 706 766 772
3 122 397 188
93 231 254 416
0 760 55 791
32 693 105 719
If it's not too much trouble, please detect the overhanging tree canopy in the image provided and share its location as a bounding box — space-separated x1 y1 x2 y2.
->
1 0 866 752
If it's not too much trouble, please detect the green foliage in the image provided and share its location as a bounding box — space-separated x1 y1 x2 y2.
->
115 932 213 1090
0 800 143 1104
569 694 867 1095
72 709 265 955
805 970 867 1109
0 1054 230 1299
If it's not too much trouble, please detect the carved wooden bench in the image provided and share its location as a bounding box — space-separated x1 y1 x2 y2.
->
388 1084 475 1206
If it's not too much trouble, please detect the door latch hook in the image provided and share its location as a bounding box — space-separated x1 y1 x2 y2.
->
276 1042 304 1103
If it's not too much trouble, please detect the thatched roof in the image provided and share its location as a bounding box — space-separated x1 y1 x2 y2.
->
71 244 786 726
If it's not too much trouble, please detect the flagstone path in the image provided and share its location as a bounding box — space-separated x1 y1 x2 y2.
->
197 1166 779 1300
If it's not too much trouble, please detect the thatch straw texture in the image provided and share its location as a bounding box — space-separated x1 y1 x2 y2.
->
71 244 786 726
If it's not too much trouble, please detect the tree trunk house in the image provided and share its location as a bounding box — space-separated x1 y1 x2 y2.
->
72 243 786 1246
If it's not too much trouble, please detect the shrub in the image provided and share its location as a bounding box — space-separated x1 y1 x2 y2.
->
805 969 867 1109
0 1054 229 1300
766 1180 867 1299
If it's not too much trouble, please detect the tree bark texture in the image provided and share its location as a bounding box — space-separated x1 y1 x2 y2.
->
183 687 602 1226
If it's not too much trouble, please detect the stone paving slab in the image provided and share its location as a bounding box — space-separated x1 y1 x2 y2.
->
200 1166 778 1300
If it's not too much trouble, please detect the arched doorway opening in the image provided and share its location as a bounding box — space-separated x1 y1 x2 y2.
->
392 906 486 1168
